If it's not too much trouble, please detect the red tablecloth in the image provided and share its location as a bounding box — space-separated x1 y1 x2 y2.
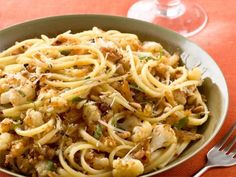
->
0 0 235 176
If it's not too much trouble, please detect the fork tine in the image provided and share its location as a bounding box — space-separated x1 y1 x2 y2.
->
229 148 236 157
181 52 189 63
202 67 208 75
215 122 236 149
232 148 236 156
223 136 236 152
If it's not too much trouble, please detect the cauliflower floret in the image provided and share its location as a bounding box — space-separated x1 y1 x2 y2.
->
118 115 141 132
50 96 68 113
173 90 187 105
93 157 110 170
0 118 14 133
112 158 144 177
150 124 177 152
0 133 14 151
23 109 44 128
162 53 179 66
20 81 36 100
38 88 58 101
0 78 35 106
0 89 27 105
82 102 101 123
51 96 68 107
85 150 110 170
8 139 27 158
120 37 140 51
142 41 163 53
131 121 152 142
35 160 55 177
101 136 117 148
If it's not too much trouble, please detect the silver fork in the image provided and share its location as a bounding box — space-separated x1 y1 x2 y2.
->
194 122 236 177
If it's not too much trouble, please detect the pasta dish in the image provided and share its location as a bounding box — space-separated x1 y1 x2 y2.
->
0 27 209 177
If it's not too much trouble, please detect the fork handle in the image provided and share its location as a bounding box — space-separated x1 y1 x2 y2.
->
193 165 213 177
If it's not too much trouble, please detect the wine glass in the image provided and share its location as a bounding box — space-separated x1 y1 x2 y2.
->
127 0 208 37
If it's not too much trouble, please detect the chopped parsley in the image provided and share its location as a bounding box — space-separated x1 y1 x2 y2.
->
84 76 90 80
94 124 103 139
47 160 56 171
17 90 26 97
129 84 144 92
12 125 18 130
71 96 83 103
60 50 71 56
138 55 156 61
111 118 117 128
157 50 164 60
12 122 20 130
173 117 189 130
138 50 164 61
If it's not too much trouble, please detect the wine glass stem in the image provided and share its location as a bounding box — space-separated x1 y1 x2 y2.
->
155 0 185 18
156 0 181 6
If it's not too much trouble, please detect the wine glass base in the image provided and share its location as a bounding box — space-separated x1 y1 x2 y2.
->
127 0 208 37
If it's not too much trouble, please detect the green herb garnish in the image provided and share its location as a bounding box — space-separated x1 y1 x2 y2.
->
12 124 18 130
111 118 117 128
129 84 144 92
60 50 71 56
157 50 164 60
12 121 21 130
138 55 156 61
138 50 164 61
84 76 90 80
17 90 26 97
173 117 189 130
47 160 55 171
71 96 83 103
94 124 103 139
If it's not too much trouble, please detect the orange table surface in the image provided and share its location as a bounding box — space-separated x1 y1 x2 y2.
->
0 0 235 177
